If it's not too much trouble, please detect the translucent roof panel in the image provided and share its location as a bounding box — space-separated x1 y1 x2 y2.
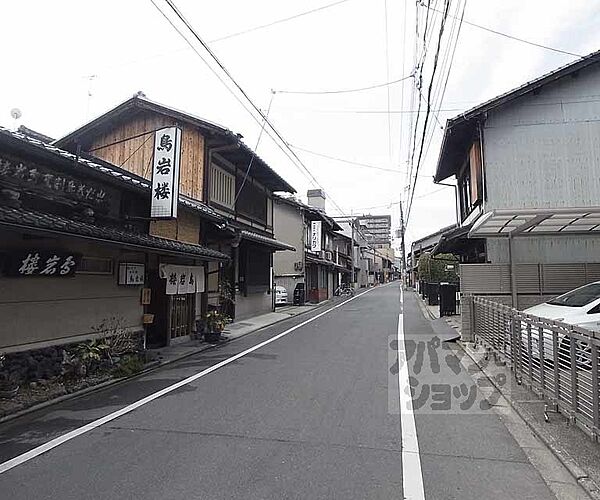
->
469 208 600 238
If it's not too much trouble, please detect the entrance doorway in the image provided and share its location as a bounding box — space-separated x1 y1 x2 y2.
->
169 294 194 342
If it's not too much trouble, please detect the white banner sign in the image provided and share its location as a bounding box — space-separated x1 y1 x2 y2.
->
310 221 322 252
161 264 205 295
151 126 182 219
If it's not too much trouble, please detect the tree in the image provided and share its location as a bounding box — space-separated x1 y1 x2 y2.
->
417 252 459 283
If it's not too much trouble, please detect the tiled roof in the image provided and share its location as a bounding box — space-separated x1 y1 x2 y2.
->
273 194 342 230
0 126 223 222
240 230 295 252
0 205 229 261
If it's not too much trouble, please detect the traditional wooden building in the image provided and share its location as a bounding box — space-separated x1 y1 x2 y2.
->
56 94 295 321
0 126 229 353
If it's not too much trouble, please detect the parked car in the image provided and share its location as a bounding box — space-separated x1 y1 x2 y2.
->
275 285 288 306
517 282 600 369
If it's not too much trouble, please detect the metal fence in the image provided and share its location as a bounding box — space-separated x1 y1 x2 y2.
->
469 296 600 440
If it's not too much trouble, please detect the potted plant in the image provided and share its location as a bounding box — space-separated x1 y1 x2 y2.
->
0 354 19 399
203 310 231 343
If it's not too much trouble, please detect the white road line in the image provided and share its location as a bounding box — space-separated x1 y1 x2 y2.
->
0 286 381 475
398 289 426 500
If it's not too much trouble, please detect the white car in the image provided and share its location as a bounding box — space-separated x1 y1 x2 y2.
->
524 282 600 331
275 285 288 306
518 282 600 369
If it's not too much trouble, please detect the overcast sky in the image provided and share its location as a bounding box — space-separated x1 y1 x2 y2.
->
1 0 599 253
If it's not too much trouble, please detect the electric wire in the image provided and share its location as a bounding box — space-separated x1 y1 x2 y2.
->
420 0 467 176
150 0 324 195
383 0 392 160
152 0 356 218
425 2 583 58
210 0 354 43
290 144 418 174
235 92 275 203
407 0 451 223
273 73 414 95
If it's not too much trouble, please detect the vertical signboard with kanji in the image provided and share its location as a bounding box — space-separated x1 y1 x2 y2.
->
151 126 182 219
310 221 322 252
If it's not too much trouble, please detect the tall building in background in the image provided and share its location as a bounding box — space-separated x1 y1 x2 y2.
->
356 215 391 247
356 214 395 284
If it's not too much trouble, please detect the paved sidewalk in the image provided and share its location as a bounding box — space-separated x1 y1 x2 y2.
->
415 291 462 336
416 289 600 499
150 303 325 365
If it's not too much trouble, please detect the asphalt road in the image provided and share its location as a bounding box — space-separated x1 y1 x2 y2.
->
0 283 555 499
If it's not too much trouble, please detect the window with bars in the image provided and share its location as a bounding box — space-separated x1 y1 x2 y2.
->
210 164 235 210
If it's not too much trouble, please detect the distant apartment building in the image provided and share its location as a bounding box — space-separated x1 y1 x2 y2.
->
356 215 391 248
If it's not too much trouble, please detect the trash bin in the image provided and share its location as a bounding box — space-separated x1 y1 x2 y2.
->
427 282 439 306
293 283 305 305
439 282 457 316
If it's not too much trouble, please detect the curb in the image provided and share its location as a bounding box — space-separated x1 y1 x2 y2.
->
415 291 437 320
0 301 332 426
459 341 600 500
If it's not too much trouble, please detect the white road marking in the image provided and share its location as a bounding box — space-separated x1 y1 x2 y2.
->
0 286 381 475
398 289 426 500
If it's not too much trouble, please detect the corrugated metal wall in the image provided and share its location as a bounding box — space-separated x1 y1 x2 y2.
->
461 262 600 310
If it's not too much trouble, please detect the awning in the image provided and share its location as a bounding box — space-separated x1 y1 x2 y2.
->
469 207 600 238
306 254 333 266
240 230 295 251
0 205 229 260
432 224 474 254
332 263 351 274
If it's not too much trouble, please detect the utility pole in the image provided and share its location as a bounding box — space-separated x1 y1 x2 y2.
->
399 201 407 287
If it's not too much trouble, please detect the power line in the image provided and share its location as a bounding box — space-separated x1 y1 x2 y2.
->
425 1 583 58
406 0 466 217
274 73 414 95
235 92 275 203
407 0 452 223
211 0 354 43
272 106 463 114
353 185 450 211
79 0 355 80
397 0 408 171
150 0 319 189
383 0 392 161
408 0 433 181
152 0 351 216
420 0 467 176
290 144 418 174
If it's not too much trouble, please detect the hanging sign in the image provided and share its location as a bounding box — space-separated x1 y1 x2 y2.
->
161 264 205 295
194 267 205 293
310 221 322 252
150 127 182 219
6 250 79 277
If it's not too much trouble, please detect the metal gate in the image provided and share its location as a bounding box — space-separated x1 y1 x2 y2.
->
169 294 194 341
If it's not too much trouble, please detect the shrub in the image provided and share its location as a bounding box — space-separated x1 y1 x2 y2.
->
112 355 144 378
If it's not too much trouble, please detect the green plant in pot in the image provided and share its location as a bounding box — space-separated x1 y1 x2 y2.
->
0 354 19 399
203 310 231 343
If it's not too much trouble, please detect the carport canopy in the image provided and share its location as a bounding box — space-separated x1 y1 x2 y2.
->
469 207 600 238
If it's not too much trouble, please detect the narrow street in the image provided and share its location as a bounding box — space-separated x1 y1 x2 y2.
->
0 283 556 499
